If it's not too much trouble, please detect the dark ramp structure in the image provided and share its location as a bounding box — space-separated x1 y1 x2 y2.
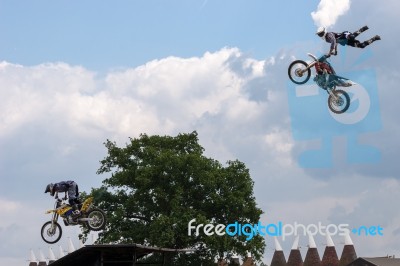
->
348 257 400 266
48 244 192 266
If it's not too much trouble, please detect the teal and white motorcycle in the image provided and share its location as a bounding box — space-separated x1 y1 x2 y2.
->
288 53 354 114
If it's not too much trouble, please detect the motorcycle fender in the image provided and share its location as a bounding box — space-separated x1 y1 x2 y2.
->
81 197 94 212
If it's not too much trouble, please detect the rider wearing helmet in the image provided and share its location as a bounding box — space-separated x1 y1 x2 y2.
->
45 181 80 218
316 26 381 56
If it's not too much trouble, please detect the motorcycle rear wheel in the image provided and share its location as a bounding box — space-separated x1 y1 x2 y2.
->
86 208 106 231
328 89 350 114
41 221 62 244
288 60 311 84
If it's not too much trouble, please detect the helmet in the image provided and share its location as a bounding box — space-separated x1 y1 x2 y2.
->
316 26 327 39
45 183 55 196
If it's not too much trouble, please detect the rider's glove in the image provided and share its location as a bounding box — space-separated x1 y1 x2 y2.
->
327 49 337 56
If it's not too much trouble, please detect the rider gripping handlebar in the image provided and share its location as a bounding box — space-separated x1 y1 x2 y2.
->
45 181 80 214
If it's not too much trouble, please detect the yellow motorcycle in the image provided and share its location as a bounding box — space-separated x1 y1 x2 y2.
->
41 196 106 244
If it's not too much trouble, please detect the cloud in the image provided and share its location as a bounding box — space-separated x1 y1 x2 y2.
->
311 0 351 28
1 44 397 190
0 198 21 213
0 47 271 152
0 47 283 202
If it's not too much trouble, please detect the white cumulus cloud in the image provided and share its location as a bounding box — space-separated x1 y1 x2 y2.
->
311 0 351 28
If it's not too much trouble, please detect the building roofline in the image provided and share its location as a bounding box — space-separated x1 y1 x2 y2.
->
48 243 194 266
84 243 195 252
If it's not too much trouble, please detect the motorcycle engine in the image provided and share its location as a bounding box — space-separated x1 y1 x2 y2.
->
314 74 327 89
63 216 79 226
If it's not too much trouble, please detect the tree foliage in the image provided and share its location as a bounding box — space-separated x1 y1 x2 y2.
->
89 131 265 264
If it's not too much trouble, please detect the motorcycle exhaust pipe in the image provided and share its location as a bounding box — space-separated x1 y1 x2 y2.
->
77 218 95 222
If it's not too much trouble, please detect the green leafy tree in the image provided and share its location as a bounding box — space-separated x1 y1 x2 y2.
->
89 131 265 264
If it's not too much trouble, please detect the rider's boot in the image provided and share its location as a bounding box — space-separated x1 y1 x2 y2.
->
373 35 381 41
360 35 381 48
353 25 369 37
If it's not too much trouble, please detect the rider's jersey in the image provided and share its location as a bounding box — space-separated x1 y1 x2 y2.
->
324 32 338 51
53 181 74 193
324 31 352 50
52 180 79 206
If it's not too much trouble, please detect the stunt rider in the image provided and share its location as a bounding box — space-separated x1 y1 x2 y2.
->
45 181 81 220
316 26 381 56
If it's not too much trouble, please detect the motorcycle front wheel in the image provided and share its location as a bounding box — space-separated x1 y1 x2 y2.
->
86 208 106 231
41 221 62 244
288 60 311 84
328 89 350 114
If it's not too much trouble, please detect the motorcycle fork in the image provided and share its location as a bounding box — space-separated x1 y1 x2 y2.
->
327 86 341 102
301 61 317 74
296 60 317 77
51 213 59 228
